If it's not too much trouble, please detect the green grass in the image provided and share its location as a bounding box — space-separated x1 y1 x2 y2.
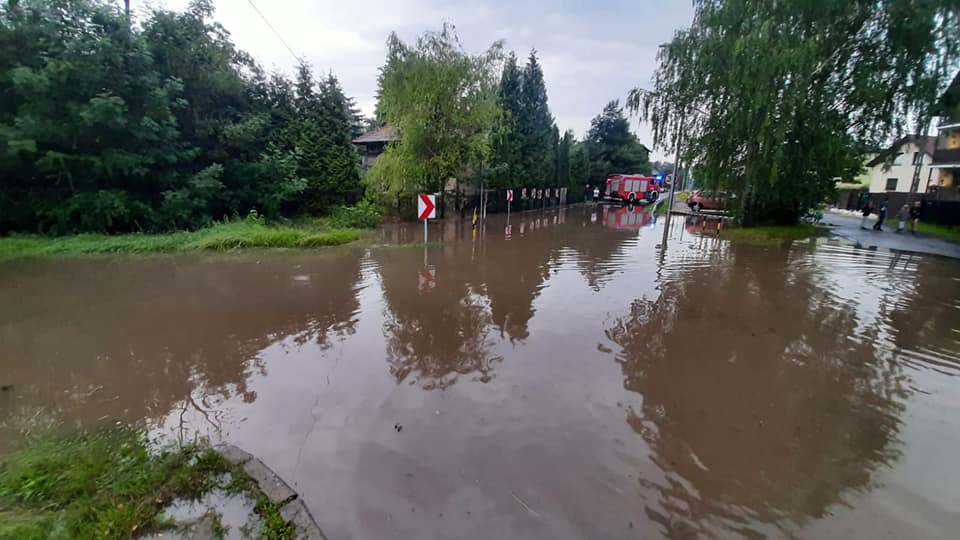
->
916 222 960 243
0 219 363 260
0 429 297 540
719 224 828 246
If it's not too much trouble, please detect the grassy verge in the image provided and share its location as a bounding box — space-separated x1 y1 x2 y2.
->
0 219 363 260
719 224 827 246
917 222 960 243
0 429 295 539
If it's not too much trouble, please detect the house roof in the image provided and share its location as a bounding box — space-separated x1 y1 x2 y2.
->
352 125 399 144
865 135 937 167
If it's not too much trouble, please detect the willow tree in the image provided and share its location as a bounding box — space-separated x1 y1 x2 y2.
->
630 0 960 225
366 25 503 204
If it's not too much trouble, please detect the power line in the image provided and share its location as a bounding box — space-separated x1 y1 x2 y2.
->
245 0 303 65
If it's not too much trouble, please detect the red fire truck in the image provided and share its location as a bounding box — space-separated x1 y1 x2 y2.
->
605 174 661 204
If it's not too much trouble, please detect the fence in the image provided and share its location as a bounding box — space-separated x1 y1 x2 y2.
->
438 187 583 220
387 186 585 220
920 200 960 227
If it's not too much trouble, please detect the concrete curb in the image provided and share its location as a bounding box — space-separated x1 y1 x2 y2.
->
215 444 327 540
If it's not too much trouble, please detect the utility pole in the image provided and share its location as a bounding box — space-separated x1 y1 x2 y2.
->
124 0 131 19
661 113 685 247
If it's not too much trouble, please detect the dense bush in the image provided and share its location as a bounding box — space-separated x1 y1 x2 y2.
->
329 201 384 229
0 0 361 234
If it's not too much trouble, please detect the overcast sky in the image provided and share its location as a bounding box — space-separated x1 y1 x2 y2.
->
161 0 694 159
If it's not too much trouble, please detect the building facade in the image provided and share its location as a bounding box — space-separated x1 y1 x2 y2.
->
351 125 399 170
930 74 960 201
864 136 939 209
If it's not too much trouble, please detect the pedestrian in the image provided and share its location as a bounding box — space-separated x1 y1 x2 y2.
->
896 204 910 233
872 199 888 231
860 201 873 229
592 186 600 203
910 201 922 234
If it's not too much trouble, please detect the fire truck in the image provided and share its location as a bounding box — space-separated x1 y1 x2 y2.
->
605 174 661 204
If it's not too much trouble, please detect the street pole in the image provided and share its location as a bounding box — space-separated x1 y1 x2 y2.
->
661 113 685 247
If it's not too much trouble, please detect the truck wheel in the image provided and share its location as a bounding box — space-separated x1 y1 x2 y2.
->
628 193 636 204
692 203 702 213
647 191 659 203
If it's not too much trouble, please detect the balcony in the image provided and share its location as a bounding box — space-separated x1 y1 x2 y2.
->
932 147 960 165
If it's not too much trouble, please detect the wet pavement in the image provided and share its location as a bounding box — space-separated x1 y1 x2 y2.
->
822 210 960 259
2 204 960 539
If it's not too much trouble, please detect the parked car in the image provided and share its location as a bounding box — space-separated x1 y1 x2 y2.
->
687 191 730 212
605 174 662 204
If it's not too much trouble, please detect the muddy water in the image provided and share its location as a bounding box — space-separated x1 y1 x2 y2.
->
2 205 960 539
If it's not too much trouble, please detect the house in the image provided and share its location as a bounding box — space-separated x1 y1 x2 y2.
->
864 135 939 209
351 125 399 170
930 73 960 201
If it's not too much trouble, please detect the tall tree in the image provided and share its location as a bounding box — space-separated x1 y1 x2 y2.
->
366 25 502 205
345 96 366 139
0 0 370 233
631 0 960 225
557 129 572 189
518 51 554 186
549 124 560 184
490 52 523 189
280 66 359 212
570 142 591 192
585 100 651 184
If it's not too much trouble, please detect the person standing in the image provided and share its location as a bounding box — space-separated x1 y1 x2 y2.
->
910 201 922 234
895 204 910 233
872 199 888 231
592 186 600 203
860 201 873 229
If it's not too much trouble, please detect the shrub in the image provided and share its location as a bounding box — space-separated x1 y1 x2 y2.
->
328 201 383 229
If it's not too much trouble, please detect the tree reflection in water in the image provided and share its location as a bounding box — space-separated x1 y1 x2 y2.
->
374 245 503 390
373 206 642 389
0 251 365 441
606 242 911 536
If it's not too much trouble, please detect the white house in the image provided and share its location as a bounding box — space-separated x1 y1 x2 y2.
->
866 135 939 195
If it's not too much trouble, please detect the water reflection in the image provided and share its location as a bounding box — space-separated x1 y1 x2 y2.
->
375 246 503 389
2 205 960 538
605 241 941 535
0 251 364 438
372 207 645 388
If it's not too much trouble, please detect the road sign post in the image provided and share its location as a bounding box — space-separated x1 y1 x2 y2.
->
418 194 436 244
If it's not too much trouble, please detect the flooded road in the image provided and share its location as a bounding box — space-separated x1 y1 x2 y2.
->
2 204 960 539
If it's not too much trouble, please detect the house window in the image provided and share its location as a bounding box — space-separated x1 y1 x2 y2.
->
885 178 898 191
912 152 922 165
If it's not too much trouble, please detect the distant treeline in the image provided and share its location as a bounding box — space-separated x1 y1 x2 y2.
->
0 0 360 234
366 25 652 208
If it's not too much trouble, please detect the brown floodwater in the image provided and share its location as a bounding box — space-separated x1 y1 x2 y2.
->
2 204 960 539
